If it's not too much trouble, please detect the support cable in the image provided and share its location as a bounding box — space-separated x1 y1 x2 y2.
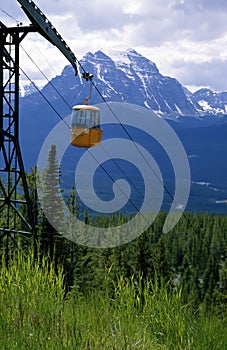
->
19 67 70 128
77 60 180 211
20 45 72 111
19 48 149 215
19 69 145 216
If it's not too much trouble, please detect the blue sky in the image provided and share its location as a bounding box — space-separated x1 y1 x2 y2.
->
1 0 227 92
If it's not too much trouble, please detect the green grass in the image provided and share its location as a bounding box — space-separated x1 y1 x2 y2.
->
0 251 226 349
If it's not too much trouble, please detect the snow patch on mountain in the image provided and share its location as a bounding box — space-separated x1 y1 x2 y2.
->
198 100 213 111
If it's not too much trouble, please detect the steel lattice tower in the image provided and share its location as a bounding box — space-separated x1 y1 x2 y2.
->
0 22 36 243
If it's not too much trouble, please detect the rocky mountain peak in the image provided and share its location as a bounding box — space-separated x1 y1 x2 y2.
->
22 49 227 117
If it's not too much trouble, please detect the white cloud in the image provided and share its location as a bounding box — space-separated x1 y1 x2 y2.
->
1 0 227 91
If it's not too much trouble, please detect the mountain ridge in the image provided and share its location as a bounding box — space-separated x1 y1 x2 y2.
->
22 48 227 118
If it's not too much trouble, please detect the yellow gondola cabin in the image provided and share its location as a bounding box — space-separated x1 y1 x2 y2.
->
70 99 102 148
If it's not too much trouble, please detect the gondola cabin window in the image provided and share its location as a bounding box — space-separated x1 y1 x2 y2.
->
70 104 102 148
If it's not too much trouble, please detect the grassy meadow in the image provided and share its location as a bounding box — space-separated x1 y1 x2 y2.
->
0 250 226 350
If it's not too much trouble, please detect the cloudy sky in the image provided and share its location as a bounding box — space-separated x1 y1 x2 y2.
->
1 0 227 92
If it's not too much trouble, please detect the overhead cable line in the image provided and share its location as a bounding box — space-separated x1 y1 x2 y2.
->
76 59 180 211
0 8 21 24
19 67 144 217
19 44 149 214
21 45 72 111
19 67 70 129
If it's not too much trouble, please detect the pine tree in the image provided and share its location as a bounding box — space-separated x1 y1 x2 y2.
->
40 144 65 264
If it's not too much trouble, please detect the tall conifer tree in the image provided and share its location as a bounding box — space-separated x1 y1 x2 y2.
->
40 144 64 264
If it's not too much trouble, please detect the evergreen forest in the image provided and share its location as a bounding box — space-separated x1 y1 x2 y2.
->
0 145 226 349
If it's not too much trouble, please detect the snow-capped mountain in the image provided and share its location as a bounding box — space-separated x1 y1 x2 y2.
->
23 48 227 118
27 48 199 118
80 49 200 117
191 88 227 115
